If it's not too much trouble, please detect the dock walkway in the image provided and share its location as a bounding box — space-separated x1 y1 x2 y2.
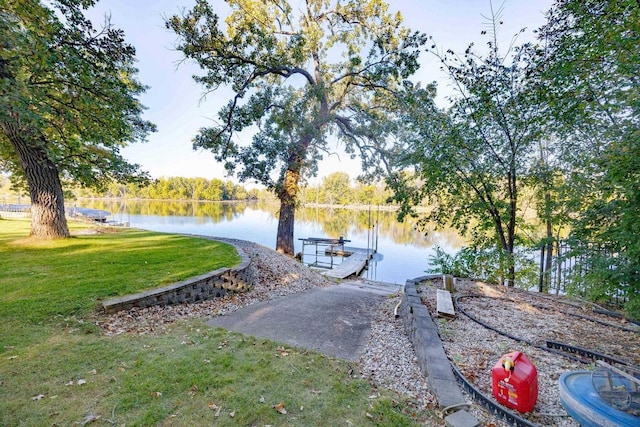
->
322 247 373 279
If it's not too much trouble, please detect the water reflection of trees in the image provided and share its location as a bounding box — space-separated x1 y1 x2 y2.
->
80 200 248 223
297 206 466 248
77 200 464 248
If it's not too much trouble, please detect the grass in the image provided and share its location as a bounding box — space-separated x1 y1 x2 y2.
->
0 218 435 426
0 218 239 350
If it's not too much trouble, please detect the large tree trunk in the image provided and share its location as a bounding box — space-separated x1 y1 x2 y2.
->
275 134 315 256
2 123 70 239
275 167 300 255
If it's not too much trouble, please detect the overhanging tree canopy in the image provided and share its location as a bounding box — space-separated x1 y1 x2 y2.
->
0 0 155 238
388 23 545 286
168 0 426 255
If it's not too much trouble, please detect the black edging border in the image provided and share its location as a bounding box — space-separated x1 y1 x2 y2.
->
450 363 538 427
406 277 640 427
402 276 541 427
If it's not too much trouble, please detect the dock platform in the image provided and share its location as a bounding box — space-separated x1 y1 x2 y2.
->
299 237 375 279
322 247 374 279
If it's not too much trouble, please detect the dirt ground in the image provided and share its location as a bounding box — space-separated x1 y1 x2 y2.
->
418 278 640 427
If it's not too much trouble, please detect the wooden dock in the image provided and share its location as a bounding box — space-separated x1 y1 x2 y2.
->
322 247 374 279
68 207 111 222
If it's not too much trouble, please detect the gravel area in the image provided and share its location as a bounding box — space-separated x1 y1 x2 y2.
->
358 297 437 409
418 277 640 427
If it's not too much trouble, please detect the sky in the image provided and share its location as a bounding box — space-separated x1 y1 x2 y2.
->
85 0 554 185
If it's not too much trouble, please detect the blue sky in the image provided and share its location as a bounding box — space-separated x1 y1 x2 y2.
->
86 0 553 184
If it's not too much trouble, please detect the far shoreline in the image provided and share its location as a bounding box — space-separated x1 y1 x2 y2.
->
68 197 433 213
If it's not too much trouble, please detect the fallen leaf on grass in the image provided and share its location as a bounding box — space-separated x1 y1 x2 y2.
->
77 379 87 385
273 402 287 414
152 391 162 397
208 402 218 410
31 394 45 401
229 411 235 418
259 395 266 403
277 346 290 357
78 413 101 426
8 355 17 360
218 340 229 349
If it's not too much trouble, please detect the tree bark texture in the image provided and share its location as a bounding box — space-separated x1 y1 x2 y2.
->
275 134 315 256
276 166 299 255
2 122 70 238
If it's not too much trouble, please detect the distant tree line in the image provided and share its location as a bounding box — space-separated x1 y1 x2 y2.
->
66 172 392 206
3 172 392 206
71 177 258 201
300 172 393 207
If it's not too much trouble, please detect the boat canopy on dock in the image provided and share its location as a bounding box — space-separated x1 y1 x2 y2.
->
298 237 374 279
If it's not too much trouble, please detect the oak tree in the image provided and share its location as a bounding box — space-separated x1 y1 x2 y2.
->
0 0 154 238
168 0 425 255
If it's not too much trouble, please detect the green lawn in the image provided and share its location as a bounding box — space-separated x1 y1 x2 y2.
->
0 218 240 350
0 218 434 426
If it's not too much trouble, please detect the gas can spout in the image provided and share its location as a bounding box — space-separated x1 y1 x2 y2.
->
502 356 515 381
502 356 515 372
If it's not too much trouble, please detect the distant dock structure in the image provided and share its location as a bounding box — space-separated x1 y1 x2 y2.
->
298 237 374 279
0 203 31 218
68 207 111 223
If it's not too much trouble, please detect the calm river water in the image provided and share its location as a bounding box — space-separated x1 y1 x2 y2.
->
81 200 465 284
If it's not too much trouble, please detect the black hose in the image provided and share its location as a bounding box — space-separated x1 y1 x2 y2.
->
454 295 623 365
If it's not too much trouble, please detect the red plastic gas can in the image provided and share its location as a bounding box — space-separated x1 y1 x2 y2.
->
492 351 538 413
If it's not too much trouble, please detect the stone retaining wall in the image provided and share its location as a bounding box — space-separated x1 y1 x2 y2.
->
400 275 479 427
102 241 254 314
